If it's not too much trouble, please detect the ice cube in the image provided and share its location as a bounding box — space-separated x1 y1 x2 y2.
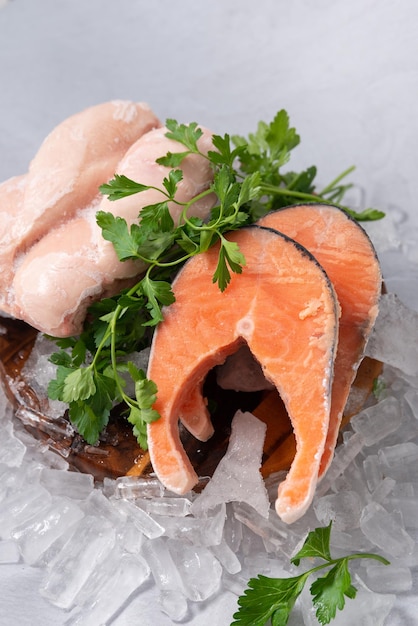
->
40 467 94 500
0 422 26 467
360 501 415 558
0 483 52 539
364 564 412 594
314 490 363 531
191 410 269 518
316 433 364 495
350 397 402 446
72 543 125 608
68 552 150 626
365 293 418 376
386 495 418 528
223 503 243 552
40 515 116 609
404 387 418 419
233 502 300 557
370 477 396 504
210 538 242 574
11 496 84 565
377 441 418 481
113 475 164 500
82 488 127 527
363 455 383 492
138 496 192 517
0 383 13 420
115 519 145 555
0 465 28 502
167 538 222 602
156 502 226 546
141 536 184 592
112 497 165 539
15 405 74 445
159 589 188 622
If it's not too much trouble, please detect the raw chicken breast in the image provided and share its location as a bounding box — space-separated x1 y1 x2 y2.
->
0 100 161 305
0 174 27 314
10 126 216 336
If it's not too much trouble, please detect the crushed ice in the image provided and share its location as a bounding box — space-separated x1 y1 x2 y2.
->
191 410 270 518
1 205 418 624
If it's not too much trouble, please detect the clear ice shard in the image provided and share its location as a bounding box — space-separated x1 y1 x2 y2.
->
141 536 184 592
350 396 402 446
11 496 84 565
365 293 418 376
191 410 269 518
167 538 223 602
0 483 52 540
0 421 26 467
40 468 94 500
154 502 226 546
66 553 150 626
360 501 415 558
40 515 116 609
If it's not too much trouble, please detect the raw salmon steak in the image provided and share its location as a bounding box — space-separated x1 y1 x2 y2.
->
147 225 340 524
259 204 382 477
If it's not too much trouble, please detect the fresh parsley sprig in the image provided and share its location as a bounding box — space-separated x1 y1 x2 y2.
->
47 126 259 445
232 109 385 221
231 522 389 626
47 111 384 447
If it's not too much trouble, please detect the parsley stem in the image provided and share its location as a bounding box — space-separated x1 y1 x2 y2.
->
259 183 323 203
109 302 130 405
305 552 390 578
259 182 365 218
318 165 356 196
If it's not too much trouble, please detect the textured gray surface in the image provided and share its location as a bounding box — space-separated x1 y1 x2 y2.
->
1 0 418 217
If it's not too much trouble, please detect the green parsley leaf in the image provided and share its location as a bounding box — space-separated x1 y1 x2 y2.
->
126 363 160 446
156 151 191 168
164 119 203 152
345 207 386 221
47 364 74 400
162 169 183 198
68 400 109 446
96 212 141 261
291 521 333 565
212 237 245 292
99 173 151 201
138 201 175 233
61 367 96 403
231 573 307 626
208 133 246 168
139 276 175 325
232 522 390 626
310 559 357 625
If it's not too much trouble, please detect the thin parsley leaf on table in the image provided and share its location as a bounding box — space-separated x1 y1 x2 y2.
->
47 110 384 446
231 522 389 626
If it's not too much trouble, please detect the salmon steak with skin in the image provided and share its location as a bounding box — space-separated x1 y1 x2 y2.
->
0 110 215 337
147 226 340 524
259 204 382 478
